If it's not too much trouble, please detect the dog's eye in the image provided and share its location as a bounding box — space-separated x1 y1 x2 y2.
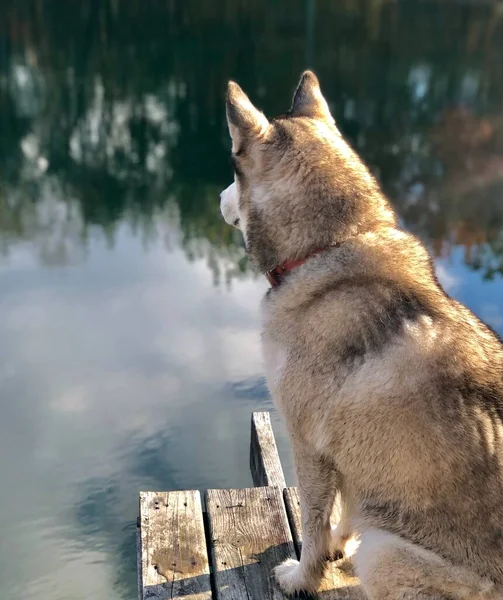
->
233 218 240 228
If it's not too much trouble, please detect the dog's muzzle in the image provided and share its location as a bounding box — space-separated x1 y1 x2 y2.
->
220 181 239 228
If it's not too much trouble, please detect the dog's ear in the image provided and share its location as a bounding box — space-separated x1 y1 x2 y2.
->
290 70 334 123
226 81 269 150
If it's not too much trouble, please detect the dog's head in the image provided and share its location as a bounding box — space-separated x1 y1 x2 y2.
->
220 71 395 273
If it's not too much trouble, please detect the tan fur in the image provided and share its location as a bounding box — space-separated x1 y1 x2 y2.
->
220 71 503 600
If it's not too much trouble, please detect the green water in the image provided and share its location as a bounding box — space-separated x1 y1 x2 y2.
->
1 1 503 598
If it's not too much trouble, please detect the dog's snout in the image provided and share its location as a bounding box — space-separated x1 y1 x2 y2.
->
220 181 241 230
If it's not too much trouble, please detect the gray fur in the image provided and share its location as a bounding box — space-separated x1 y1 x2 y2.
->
220 71 503 600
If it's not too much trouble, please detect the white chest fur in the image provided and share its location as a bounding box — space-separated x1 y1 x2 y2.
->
261 306 288 400
261 336 287 398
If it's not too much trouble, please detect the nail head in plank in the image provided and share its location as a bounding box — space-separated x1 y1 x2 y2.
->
250 412 287 488
140 490 212 599
206 486 295 599
283 487 364 600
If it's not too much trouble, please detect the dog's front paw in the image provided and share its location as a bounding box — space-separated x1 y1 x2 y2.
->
274 559 319 596
330 525 360 560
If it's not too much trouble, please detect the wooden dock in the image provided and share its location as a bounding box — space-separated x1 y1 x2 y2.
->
137 412 364 599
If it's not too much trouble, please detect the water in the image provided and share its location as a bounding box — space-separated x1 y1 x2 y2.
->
1 2 503 598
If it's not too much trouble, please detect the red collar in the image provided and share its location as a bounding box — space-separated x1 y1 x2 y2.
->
265 244 339 287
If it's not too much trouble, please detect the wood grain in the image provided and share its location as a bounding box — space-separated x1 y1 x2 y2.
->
283 487 365 600
206 486 294 599
250 412 287 488
140 490 212 599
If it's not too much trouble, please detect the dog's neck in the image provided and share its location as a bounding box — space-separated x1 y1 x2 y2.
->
265 243 340 287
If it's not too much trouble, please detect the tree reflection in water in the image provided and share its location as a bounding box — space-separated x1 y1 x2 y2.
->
1 0 503 281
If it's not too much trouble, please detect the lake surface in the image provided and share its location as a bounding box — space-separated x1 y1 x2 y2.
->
1 2 503 598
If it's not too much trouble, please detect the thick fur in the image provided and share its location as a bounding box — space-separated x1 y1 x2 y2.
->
220 71 503 600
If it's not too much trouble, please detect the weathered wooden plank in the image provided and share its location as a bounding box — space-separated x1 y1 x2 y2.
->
283 487 364 600
206 486 294 599
250 412 287 489
140 490 212 600
137 518 142 600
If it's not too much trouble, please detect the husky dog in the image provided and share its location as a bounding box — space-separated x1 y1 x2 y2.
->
220 71 503 600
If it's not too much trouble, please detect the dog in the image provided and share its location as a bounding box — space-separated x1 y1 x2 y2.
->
220 71 503 600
